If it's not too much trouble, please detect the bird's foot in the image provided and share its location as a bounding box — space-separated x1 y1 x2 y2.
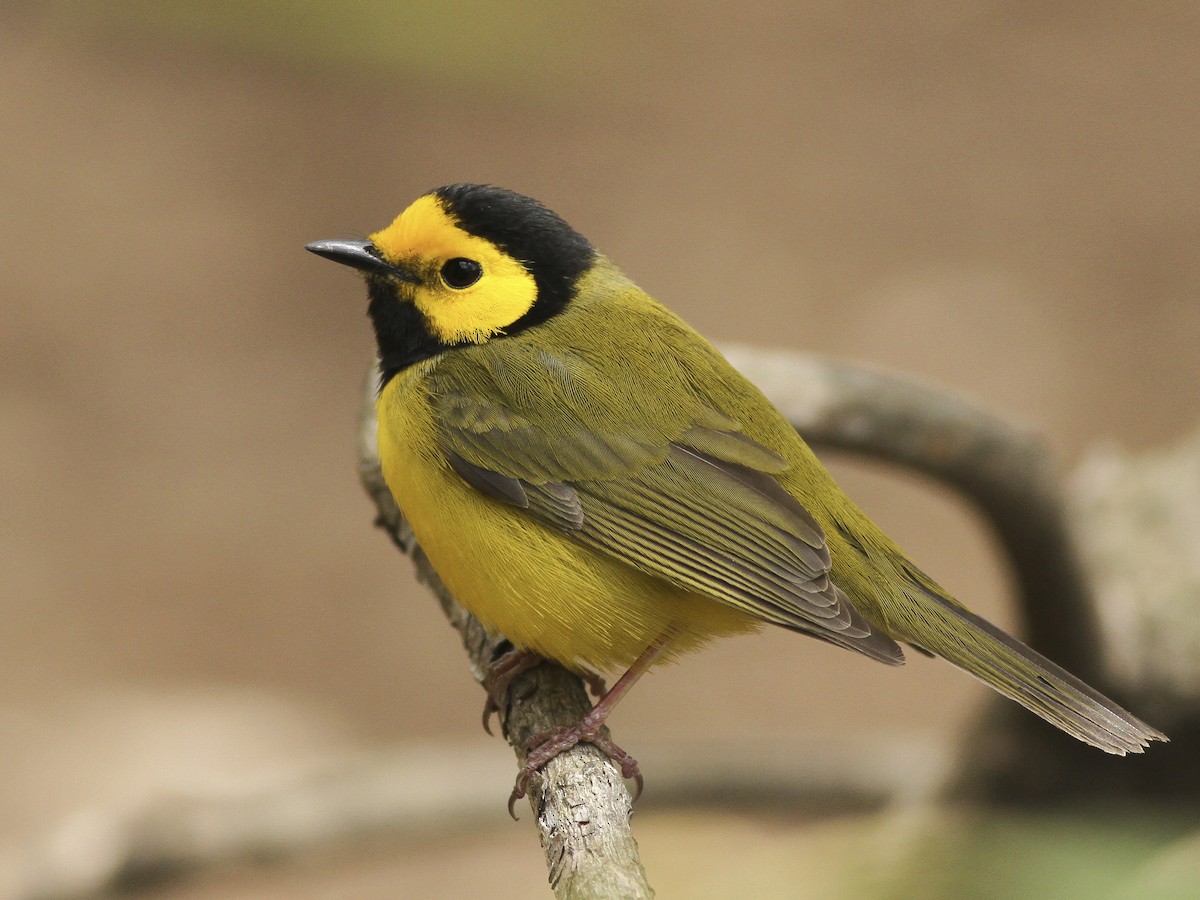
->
481 648 543 735
507 716 643 819
498 635 671 818
481 649 607 735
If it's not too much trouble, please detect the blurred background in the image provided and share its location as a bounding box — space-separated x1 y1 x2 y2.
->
3 2 1198 897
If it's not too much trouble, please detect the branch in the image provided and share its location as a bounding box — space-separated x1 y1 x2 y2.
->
27 346 1193 898
357 365 654 900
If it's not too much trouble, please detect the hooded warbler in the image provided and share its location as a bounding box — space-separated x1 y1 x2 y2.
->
308 184 1164 805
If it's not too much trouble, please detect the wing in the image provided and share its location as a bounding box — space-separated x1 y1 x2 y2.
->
430 338 904 665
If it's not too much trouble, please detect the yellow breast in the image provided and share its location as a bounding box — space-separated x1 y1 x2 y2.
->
375 365 759 674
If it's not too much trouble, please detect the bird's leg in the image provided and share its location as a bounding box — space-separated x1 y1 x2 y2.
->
508 633 673 817
482 646 609 735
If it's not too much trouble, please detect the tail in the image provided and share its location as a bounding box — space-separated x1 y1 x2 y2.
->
900 585 1166 754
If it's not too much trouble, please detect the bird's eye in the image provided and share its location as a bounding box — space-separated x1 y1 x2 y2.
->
440 257 483 289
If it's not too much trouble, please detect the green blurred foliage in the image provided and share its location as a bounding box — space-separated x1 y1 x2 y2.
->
64 0 608 92
881 809 1196 900
642 807 1200 900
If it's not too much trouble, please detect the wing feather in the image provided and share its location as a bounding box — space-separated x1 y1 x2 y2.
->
428 345 904 665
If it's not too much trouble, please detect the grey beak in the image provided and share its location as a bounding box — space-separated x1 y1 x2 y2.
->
305 239 419 283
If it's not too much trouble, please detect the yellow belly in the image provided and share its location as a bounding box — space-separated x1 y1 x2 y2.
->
376 374 759 674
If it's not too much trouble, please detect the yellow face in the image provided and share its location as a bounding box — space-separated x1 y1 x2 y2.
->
369 195 538 345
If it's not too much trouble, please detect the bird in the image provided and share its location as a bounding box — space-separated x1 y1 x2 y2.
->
307 184 1165 809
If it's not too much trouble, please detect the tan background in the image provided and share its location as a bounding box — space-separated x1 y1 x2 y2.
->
3 3 1198 896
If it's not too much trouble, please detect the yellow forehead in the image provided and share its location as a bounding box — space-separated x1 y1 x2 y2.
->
370 194 485 264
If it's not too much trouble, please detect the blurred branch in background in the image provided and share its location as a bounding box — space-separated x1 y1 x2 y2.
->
950 427 1200 804
718 346 1198 805
19 347 1198 899
719 345 1105 680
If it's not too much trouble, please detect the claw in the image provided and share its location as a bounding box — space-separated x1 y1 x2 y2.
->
482 697 499 736
508 774 531 820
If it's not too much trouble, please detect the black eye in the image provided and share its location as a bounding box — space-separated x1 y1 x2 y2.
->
440 257 483 289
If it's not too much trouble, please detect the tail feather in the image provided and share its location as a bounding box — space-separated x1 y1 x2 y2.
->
902 587 1166 754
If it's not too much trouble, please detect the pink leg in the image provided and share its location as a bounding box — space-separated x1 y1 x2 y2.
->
508 634 673 818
